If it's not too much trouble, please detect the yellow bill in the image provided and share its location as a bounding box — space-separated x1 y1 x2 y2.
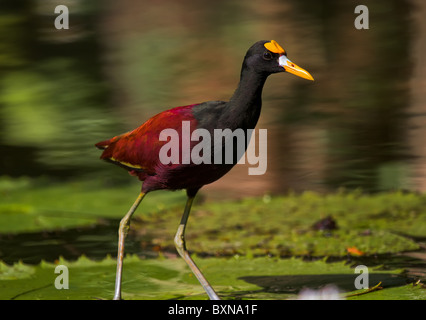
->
278 54 314 81
264 40 314 81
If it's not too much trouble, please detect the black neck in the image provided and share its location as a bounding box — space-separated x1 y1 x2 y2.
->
226 68 268 129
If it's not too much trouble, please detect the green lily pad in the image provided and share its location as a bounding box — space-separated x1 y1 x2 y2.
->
0 177 186 233
1 177 425 301
1 177 425 258
1 255 423 300
133 191 424 257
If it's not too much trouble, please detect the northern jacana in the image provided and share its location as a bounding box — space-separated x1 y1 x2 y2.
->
96 40 314 300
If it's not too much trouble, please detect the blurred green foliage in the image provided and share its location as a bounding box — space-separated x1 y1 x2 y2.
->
0 60 120 172
0 0 418 192
0 2 123 178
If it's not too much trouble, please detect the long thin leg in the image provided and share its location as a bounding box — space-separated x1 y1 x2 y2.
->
174 192 220 300
113 192 146 300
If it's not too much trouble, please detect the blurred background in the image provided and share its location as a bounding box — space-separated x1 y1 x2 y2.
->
0 0 425 197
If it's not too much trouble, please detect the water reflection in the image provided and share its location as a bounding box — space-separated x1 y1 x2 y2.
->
0 0 424 198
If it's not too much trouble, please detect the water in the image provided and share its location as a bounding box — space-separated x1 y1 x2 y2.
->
0 220 124 264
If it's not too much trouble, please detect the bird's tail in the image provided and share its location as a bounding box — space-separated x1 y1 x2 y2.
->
95 139 112 150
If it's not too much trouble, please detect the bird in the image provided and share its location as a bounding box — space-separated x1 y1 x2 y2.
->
95 40 314 300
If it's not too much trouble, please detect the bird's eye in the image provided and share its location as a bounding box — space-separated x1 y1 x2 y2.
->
263 51 273 60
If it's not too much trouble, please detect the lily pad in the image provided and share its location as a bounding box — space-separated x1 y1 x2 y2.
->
133 191 425 257
0 177 186 233
1 255 420 300
1 178 425 300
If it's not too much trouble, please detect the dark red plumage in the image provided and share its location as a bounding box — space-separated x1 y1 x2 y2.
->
96 105 196 173
96 103 230 192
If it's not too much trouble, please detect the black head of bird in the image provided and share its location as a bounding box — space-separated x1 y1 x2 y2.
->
241 40 314 80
